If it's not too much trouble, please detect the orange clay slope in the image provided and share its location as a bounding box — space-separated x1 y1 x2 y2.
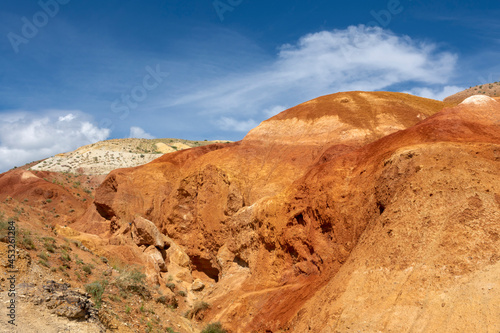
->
229 94 500 332
72 92 500 332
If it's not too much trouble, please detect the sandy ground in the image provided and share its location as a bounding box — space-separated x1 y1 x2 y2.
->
0 290 102 333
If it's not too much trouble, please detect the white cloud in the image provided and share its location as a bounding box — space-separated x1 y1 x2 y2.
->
404 85 465 101
129 126 155 139
58 113 76 122
216 117 259 132
0 111 110 172
166 25 458 132
262 105 287 118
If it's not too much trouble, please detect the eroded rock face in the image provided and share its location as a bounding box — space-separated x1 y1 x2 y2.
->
75 91 500 332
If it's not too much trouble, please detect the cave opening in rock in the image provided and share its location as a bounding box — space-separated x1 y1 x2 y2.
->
190 256 220 282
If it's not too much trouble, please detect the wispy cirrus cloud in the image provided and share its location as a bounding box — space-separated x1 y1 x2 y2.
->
161 25 458 131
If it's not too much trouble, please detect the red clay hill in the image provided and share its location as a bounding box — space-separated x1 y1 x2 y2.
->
1 91 499 332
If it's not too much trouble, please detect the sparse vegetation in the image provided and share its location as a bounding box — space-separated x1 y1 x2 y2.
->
82 264 93 275
43 237 57 253
156 295 178 309
186 301 210 319
19 231 36 250
85 279 108 308
60 250 71 262
166 328 180 333
201 322 227 333
38 258 50 267
114 266 148 297
38 251 49 261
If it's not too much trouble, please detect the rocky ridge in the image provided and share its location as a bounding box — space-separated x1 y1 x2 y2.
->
30 138 231 175
444 81 500 104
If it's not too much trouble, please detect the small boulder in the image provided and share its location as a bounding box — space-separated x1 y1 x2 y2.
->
144 245 168 272
191 279 205 292
164 236 190 268
131 216 163 247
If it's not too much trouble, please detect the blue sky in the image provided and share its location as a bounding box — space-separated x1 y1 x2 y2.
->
0 0 499 171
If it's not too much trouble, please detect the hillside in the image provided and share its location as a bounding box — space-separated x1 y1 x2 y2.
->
1 92 499 332
29 138 231 175
444 81 500 104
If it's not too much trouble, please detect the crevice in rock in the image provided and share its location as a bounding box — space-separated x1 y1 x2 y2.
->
295 213 306 226
320 222 333 234
376 201 385 215
233 255 249 268
190 256 220 282
94 202 116 220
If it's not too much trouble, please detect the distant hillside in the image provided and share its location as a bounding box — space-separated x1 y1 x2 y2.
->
444 81 500 103
30 137 231 175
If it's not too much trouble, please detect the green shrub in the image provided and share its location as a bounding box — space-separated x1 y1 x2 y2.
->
177 290 187 297
166 328 179 333
187 301 210 319
166 282 175 291
20 233 36 250
201 322 227 333
38 251 49 261
43 237 57 253
60 250 71 262
115 267 149 297
85 280 108 308
82 264 92 275
38 259 50 267
0 221 7 239
156 295 178 309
